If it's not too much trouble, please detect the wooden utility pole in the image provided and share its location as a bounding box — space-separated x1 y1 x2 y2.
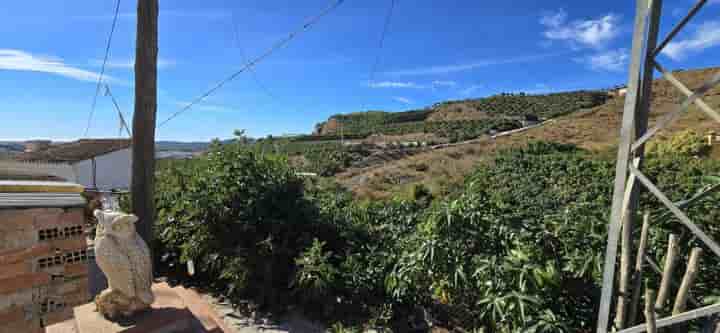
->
132 0 158 249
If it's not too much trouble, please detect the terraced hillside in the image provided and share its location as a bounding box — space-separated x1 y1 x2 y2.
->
336 66 720 199
314 90 610 141
428 90 609 121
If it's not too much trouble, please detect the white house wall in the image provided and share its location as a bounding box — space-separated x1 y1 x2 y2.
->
72 148 131 190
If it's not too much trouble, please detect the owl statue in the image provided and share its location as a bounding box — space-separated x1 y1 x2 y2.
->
93 209 154 319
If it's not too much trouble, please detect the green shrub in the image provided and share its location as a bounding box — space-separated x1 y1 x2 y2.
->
154 137 720 331
294 239 339 314
647 130 710 157
388 142 720 331
155 141 318 309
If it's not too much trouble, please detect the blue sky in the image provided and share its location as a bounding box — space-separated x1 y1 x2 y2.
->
1 0 719 141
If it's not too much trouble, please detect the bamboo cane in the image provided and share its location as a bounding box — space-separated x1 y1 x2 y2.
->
656 234 679 311
628 213 651 325
616 203 636 328
646 287 657 333
672 247 703 315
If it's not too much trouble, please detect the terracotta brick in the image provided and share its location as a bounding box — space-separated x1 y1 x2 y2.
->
0 288 34 310
32 208 84 230
50 238 88 252
60 208 84 225
63 262 88 277
0 231 36 253
0 306 24 323
50 277 88 296
50 280 75 295
0 319 42 333
0 272 50 294
63 288 91 306
0 261 32 279
0 243 51 265
32 211 63 230
0 209 37 252
42 307 74 326
77 281 90 302
0 209 34 229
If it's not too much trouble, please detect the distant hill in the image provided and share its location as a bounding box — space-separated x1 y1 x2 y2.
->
335 66 720 199
156 141 217 152
0 142 24 153
313 90 610 142
427 90 608 121
0 140 233 158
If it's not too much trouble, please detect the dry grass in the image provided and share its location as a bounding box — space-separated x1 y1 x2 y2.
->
336 67 720 199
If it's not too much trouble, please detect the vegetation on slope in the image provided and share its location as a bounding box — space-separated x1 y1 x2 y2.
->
429 90 609 121
338 66 720 200
314 90 609 140
154 134 720 331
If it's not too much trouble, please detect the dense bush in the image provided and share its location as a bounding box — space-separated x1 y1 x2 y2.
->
386 142 720 331
154 138 720 331
155 142 325 310
154 141 424 322
310 195 428 326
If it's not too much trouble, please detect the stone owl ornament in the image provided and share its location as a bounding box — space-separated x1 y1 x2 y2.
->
93 209 154 319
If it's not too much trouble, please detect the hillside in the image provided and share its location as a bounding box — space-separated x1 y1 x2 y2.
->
427 90 608 121
336 66 720 199
314 90 610 142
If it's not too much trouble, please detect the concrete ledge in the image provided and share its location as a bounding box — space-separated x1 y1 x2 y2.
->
72 284 192 333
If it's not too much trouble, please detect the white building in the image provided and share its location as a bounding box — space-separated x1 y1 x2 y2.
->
17 139 131 191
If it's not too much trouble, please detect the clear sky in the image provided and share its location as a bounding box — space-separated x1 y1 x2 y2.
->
0 0 719 141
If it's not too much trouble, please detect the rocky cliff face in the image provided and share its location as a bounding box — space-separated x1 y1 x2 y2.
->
314 118 340 135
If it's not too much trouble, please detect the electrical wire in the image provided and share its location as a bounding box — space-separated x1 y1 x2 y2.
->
158 0 345 128
230 12 277 101
365 0 396 100
104 84 132 137
341 0 395 142
84 0 122 137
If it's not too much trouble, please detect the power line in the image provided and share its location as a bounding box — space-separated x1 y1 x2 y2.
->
103 84 132 137
230 11 310 134
230 12 277 101
158 0 345 128
84 0 122 137
342 0 396 143
365 0 396 100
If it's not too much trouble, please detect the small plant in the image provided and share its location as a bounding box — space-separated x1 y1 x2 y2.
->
294 239 338 305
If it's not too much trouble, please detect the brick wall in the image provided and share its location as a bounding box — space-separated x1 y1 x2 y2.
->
0 207 90 331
